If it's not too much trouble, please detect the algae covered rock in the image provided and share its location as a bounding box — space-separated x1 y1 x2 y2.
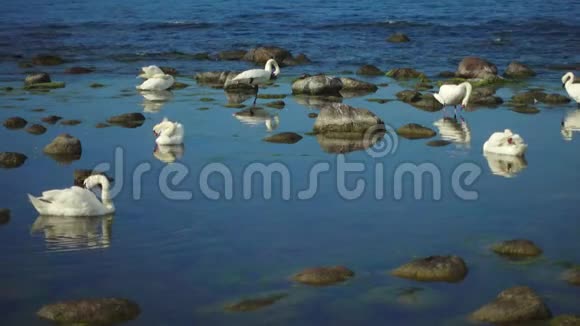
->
491 239 543 257
470 286 552 324
292 266 354 286
391 255 468 282
65 66 94 74
242 46 292 64
0 208 10 225
218 49 247 61
456 56 498 78
37 298 140 324
396 123 436 140
550 314 580 325
339 77 378 95
224 293 287 312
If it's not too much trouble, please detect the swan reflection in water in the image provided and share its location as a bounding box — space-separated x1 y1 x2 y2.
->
153 144 184 163
561 110 580 141
140 90 173 113
433 116 471 148
31 215 113 252
233 107 280 131
483 153 528 178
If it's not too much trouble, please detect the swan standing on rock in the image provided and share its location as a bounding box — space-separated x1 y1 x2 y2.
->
483 129 527 156
231 58 280 105
136 65 175 91
562 72 580 107
27 175 114 216
153 118 184 145
433 82 473 115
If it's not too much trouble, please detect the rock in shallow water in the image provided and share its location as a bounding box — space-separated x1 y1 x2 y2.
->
339 77 378 95
491 239 543 257
456 56 498 79
224 293 287 312
292 75 343 96
550 314 580 325
504 61 536 78
292 266 354 286
106 113 145 128
65 66 94 74
0 208 10 225
3 117 27 129
387 33 411 43
26 124 47 135
24 72 51 85
561 268 580 286
263 132 303 144
41 115 62 124
386 68 426 80
313 103 384 136
31 55 63 66
426 140 451 147
391 255 468 282
470 286 551 323
43 134 82 162
0 152 27 168
60 119 82 126
396 123 436 139
357 64 383 76
37 298 140 324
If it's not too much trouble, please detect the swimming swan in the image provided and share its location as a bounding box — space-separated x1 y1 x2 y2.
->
562 72 580 107
27 175 114 216
231 58 280 105
434 82 473 114
483 129 527 156
153 118 184 145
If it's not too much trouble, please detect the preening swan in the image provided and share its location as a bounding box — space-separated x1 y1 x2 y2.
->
562 72 580 107
136 65 174 91
433 117 471 148
561 110 580 140
154 144 184 163
231 58 280 105
434 82 473 114
27 175 115 216
483 129 527 156
484 153 528 178
153 118 184 145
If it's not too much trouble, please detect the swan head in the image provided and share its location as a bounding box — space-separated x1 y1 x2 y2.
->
153 118 172 137
562 72 574 87
139 65 164 79
265 58 280 78
83 174 110 190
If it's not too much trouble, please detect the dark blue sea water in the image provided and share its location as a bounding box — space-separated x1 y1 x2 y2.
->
1 0 580 325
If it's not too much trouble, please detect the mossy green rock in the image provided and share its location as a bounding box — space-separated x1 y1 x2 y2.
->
391 255 468 282
396 123 436 139
292 266 354 286
492 239 542 257
37 298 140 324
470 286 551 324
543 93 571 105
224 293 287 312
24 82 65 90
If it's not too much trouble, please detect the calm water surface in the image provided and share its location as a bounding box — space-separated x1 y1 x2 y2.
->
1 0 579 325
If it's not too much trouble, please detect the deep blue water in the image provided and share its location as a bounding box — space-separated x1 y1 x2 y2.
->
1 0 580 325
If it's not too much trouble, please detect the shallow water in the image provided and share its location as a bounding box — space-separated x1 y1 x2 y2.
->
1 1 580 325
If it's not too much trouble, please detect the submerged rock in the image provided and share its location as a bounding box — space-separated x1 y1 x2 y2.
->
242 46 291 65
357 64 383 76
386 68 426 80
339 77 378 95
561 268 580 286
282 53 311 66
263 132 303 144
313 103 384 136
224 293 287 312
60 119 82 126
3 117 27 129
396 123 437 139
41 115 63 124
456 56 498 78
24 72 51 85
550 315 580 325
265 100 285 109
0 152 27 168
491 239 543 257
426 140 451 147
543 93 571 105
0 208 10 225
470 286 551 323
308 113 318 118
95 123 110 128
31 55 63 66
195 71 240 88
65 66 94 74
511 106 540 114
218 49 247 61
292 75 343 96
26 124 47 135
387 33 411 43
24 82 65 90
169 82 189 90
106 113 145 128
43 134 82 161
37 298 140 324
90 83 105 88
396 90 443 111
504 61 536 78
391 255 468 282
292 266 354 286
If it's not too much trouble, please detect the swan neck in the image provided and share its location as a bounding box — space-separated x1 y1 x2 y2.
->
565 72 574 87
462 82 472 106
99 179 114 211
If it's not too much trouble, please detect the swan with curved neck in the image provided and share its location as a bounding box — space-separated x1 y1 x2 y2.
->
434 82 472 114
27 175 115 216
562 72 580 107
483 129 527 156
138 65 165 79
136 65 174 91
153 118 184 145
231 58 281 105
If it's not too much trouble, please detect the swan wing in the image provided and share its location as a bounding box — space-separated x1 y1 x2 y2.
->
232 69 271 83
137 76 174 91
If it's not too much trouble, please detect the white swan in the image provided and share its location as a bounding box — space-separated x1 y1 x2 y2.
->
27 175 114 216
137 73 175 91
154 144 184 163
233 108 280 131
138 65 165 79
153 118 184 145
31 215 112 252
483 129 527 156
231 58 281 105
561 110 580 140
433 117 471 147
562 72 580 107
484 153 528 178
434 82 473 114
